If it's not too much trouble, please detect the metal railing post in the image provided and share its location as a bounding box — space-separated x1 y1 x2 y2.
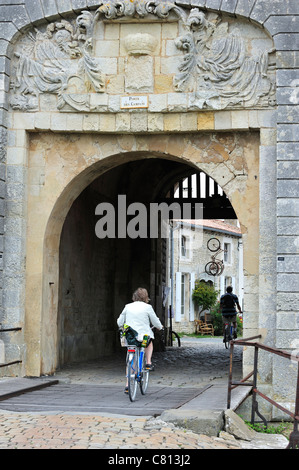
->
287 361 299 449
227 340 234 409
250 345 259 425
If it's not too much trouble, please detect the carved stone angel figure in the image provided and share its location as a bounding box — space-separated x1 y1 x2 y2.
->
174 9 274 109
10 12 104 112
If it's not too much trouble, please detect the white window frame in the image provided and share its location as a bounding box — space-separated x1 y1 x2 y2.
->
223 239 232 265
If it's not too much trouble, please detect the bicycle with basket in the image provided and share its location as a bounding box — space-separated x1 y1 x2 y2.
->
120 324 151 402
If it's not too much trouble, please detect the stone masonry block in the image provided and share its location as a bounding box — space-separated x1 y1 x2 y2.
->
277 105 299 124
83 114 100 132
277 161 299 178
278 124 299 141
71 0 88 12
42 1 59 20
277 312 299 330
277 235 299 254
252 0 299 24
264 15 299 36
0 22 18 43
277 87 299 106
221 0 238 14
87 0 101 6
0 89 8 111
0 56 11 77
277 69 299 87
24 0 45 24
148 113 163 132
205 0 221 10
160 409 224 437
277 142 299 160
189 1 207 8
235 0 256 18
115 113 130 132
277 179 299 198
277 255 299 273
0 5 30 30
277 292 299 311
197 112 215 130
274 33 299 51
277 217 299 235
277 198 299 217
277 273 299 292
276 51 299 69
56 0 73 16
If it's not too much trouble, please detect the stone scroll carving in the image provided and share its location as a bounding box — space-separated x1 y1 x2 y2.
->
10 11 104 112
174 9 275 109
9 0 275 112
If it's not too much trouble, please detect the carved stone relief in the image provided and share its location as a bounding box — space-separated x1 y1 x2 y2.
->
9 0 276 112
174 8 275 109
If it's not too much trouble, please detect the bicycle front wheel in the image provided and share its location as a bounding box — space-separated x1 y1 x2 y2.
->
207 237 221 252
140 353 149 395
128 355 138 401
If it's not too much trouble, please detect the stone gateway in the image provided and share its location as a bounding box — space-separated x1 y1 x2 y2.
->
0 0 298 422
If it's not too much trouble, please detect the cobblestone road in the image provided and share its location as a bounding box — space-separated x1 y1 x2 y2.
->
54 337 242 388
0 338 289 450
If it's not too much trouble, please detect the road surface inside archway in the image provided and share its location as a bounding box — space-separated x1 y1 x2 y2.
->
0 338 243 416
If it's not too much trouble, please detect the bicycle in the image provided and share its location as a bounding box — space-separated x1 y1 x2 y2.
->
126 338 150 402
205 237 224 276
223 315 237 349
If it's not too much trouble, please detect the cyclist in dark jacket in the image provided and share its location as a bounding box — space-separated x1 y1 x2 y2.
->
220 286 242 339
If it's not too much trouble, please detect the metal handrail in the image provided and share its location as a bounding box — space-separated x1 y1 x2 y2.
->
0 327 22 368
227 335 299 449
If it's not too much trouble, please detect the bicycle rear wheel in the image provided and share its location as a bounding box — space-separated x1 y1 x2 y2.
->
140 353 149 395
205 261 219 276
224 324 231 349
128 354 138 401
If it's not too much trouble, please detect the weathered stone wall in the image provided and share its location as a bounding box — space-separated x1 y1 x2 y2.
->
0 0 298 419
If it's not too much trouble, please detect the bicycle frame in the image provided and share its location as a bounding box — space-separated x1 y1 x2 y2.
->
127 346 144 379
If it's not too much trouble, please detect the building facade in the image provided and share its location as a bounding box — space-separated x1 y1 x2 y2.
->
170 219 243 333
0 0 298 420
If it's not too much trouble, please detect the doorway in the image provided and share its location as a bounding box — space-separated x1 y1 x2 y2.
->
58 158 238 367
25 131 259 376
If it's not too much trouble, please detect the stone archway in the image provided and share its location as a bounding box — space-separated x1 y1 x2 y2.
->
24 131 259 376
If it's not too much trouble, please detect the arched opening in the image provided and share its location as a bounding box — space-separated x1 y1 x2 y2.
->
24 130 259 377
57 157 241 368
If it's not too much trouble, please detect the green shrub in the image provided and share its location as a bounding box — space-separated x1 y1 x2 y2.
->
210 301 243 336
192 280 218 317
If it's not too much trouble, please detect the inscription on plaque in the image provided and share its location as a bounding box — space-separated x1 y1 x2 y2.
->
120 96 148 109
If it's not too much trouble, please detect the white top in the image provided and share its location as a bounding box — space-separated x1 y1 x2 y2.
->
117 301 163 339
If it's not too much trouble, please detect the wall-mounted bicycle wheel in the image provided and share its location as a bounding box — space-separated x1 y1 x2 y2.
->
205 261 219 276
207 238 221 252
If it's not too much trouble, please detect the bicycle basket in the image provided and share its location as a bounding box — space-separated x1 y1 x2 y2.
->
123 325 141 347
